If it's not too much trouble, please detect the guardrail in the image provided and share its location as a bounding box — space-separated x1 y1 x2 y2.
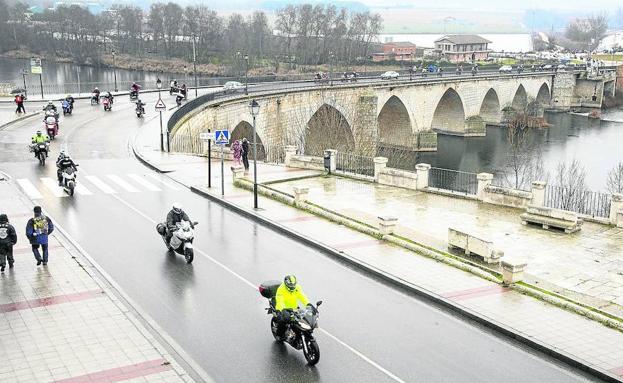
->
335 152 375 177
544 185 612 218
429 167 478 195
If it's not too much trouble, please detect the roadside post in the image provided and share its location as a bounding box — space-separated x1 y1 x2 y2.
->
199 131 215 188
30 57 43 99
215 129 230 196
155 98 166 152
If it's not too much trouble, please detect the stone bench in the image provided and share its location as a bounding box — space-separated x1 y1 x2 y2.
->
520 205 583 234
448 228 503 264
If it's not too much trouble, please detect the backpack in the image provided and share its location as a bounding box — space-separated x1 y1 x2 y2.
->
0 224 11 245
32 215 49 235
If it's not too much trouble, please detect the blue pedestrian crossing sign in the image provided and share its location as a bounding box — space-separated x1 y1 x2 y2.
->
214 130 230 145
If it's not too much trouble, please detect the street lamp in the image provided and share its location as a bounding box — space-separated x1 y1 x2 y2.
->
329 52 334 86
156 78 164 151
112 50 118 92
249 99 260 209
192 34 198 97
244 54 249 95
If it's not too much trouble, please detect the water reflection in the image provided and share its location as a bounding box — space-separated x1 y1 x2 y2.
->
380 109 623 191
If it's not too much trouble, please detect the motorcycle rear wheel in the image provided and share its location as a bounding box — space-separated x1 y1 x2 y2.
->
303 338 320 365
184 248 194 264
270 317 284 342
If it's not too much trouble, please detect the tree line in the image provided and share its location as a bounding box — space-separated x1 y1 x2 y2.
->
0 1 383 72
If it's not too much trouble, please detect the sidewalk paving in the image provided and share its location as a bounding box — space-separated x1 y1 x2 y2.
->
134 119 623 381
0 180 197 383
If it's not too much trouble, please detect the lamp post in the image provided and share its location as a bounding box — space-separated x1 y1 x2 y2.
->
244 54 249 95
192 34 198 97
249 99 260 209
156 78 164 151
329 52 334 86
112 50 118 92
236 51 241 80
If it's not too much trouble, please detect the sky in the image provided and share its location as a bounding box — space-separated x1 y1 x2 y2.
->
362 0 621 11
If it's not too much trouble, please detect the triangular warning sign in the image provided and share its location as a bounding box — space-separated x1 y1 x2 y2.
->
216 131 227 142
155 99 166 109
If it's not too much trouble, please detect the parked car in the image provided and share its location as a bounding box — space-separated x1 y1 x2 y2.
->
223 81 244 93
499 65 513 73
543 64 554 70
381 71 399 80
557 64 567 71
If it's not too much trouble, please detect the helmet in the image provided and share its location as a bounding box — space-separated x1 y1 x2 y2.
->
172 202 183 215
36 130 42 135
95 87 99 90
284 275 297 292
47 100 53 105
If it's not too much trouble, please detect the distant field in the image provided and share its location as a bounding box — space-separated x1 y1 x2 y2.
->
592 54 623 62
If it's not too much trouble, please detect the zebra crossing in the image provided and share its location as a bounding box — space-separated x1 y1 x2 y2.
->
16 173 181 199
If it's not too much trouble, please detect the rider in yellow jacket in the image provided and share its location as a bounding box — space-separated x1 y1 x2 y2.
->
275 275 309 312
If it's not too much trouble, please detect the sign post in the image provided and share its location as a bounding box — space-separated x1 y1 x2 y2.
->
200 131 215 188
155 98 167 151
30 58 43 99
215 129 230 196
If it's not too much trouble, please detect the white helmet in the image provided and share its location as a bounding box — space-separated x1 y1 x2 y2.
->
172 202 183 215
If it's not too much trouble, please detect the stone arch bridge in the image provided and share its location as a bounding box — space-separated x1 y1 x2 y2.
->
171 71 613 157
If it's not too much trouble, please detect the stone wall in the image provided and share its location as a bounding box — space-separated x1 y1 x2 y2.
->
377 167 418 190
482 185 532 209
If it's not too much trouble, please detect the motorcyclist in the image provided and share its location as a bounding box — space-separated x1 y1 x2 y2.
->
92 87 100 102
56 151 77 186
170 79 178 89
175 93 184 106
165 203 193 246
274 275 311 336
64 95 75 112
135 98 146 113
130 82 141 94
102 91 113 105
43 101 57 113
180 84 187 98
31 131 50 157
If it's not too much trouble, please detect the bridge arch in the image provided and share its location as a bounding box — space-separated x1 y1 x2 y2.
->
305 103 355 156
231 120 266 160
377 95 414 147
479 88 501 124
511 84 528 111
431 88 466 135
536 83 551 105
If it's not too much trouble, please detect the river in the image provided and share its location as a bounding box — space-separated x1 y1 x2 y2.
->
382 109 623 192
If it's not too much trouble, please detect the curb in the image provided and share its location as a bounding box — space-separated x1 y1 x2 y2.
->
188 184 622 383
0 111 41 130
132 131 622 383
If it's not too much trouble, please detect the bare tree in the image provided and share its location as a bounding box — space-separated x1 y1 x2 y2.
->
606 161 623 194
551 159 589 211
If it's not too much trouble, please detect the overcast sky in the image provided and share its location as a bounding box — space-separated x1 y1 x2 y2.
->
363 0 620 10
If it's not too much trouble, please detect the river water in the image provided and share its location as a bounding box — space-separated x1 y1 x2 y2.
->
387 109 623 192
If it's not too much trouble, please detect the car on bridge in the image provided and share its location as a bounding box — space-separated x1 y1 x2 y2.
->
499 65 513 73
381 71 399 80
223 81 244 93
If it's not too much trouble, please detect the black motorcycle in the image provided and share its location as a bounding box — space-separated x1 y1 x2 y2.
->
259 281 322 366
135 104 145 118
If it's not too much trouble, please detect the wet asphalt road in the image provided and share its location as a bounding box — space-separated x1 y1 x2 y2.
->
0 89 603 383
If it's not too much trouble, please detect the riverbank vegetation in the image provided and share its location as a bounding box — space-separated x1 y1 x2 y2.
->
0 1 382 76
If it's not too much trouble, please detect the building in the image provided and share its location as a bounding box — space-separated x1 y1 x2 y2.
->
434 35 492 63
372 42 417 62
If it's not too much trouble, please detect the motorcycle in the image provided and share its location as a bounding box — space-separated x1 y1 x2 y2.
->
135 104 145 118
259 280 322 366
62 100 72 115
175 94 184 107
130 90 139 101
44 112 59 140
91 93 100 105
170 85 179 95
30 142 49 166
60 165 78 196
156 220 198 263
102 97 112 111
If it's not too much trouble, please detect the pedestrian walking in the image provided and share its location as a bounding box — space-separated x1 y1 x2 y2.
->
15 94 26 114
232 139 242 166
25 206 54 266
0 214 17 272
241 137 250 171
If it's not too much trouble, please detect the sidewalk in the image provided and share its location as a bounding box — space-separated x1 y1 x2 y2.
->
134 120 623 382
0 181 198 383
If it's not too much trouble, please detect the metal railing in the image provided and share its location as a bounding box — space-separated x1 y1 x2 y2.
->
428 167 478 195
169 132 207 155
544 185 612 218
335 152 375 177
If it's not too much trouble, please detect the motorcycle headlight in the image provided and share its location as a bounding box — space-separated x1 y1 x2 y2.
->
298 321 311 331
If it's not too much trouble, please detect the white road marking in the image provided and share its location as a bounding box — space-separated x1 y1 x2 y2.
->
106 175 139 192
127 174 162 191
146 173 182 190
106 191 407 383
41 177 66 197
84 175 117 194
16 179 43 199
74 183 93 195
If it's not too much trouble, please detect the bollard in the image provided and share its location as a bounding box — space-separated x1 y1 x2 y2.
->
378 216 398 235
501 260 527 286
293 186 309 206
